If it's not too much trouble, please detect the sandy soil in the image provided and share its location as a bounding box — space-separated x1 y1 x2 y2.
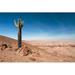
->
0 35 75 62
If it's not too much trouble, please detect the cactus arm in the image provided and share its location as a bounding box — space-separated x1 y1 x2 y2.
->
14 19 18 28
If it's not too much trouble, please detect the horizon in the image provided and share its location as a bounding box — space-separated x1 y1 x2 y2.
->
0 13 75 40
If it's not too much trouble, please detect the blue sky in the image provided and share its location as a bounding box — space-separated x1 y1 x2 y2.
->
0 13 75 40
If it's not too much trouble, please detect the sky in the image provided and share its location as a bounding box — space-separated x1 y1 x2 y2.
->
0 13 75 40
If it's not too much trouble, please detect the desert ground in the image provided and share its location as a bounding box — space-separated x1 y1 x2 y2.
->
0 35 75 62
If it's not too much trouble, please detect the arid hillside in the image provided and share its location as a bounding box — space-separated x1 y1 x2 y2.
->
0 35 75 62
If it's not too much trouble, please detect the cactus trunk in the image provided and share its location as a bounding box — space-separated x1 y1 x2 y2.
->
18 27 22 48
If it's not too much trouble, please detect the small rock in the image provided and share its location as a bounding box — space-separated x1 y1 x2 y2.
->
1 44 8 50
29 57 36 61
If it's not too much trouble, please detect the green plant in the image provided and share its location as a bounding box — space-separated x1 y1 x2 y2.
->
14 17 24 48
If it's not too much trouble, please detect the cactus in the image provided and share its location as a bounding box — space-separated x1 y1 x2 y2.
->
14 17 24 48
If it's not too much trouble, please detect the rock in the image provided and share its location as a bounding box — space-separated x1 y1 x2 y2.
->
17 46 32 56
29 57 36 61
1 44 8 50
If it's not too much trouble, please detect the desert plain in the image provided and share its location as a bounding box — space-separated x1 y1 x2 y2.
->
0 35 75 62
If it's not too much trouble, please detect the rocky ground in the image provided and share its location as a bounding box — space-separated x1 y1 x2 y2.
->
0 35 75 62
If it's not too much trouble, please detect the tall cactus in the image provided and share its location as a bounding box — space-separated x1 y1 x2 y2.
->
14 17 23 48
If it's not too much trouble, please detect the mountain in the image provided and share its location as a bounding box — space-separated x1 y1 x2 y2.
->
0 35 42 62
0 35 17 47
